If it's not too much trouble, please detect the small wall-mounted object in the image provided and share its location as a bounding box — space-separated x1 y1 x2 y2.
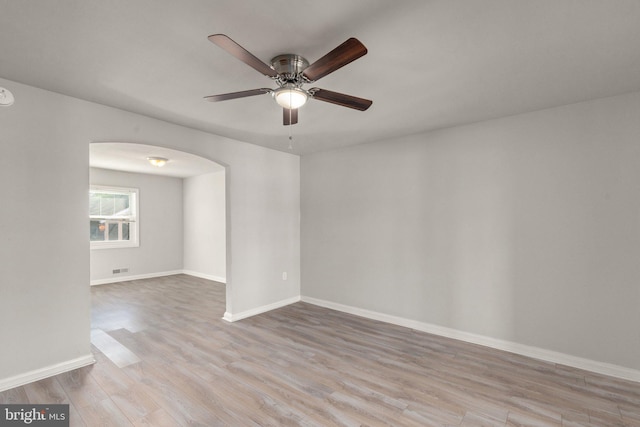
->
0 87 15 107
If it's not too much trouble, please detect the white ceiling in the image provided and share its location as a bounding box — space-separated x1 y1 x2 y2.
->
90 143 224 178
2 0 640 156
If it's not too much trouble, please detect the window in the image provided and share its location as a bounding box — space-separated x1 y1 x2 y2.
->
89 185 139 249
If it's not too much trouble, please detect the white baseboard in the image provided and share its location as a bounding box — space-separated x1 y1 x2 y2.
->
223 295 301 322
301 296 640 383
182 270 226 284
91 270 225 286
0 354 95 392
90 270 184 286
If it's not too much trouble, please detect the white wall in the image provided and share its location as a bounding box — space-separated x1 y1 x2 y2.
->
301 90 640 372
0 83 92 387
0 76 300 387
90 167 183 283
183 171 226 282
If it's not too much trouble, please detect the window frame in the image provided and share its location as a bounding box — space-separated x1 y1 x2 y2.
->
89 185 139 250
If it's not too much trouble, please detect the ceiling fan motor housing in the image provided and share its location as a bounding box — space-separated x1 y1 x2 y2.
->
271 54 309 83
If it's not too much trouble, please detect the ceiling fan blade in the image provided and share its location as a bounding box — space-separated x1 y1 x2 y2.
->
204 88 271 102
302 38 367 82
283 108 298 125
310 88 372 111
208 34 278 78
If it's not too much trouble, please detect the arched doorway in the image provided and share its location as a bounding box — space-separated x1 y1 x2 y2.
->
89 142 228 313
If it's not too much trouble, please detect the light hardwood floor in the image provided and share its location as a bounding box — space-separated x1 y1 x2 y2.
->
1 274 639 426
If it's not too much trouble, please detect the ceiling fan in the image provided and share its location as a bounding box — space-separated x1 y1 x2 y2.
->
205 34 373 125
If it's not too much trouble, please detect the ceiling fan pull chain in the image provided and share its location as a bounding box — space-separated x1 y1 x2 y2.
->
288 115 294 150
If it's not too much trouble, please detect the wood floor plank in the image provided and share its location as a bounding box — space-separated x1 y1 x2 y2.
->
88 347 138 395
22 377 70 404
90 329 141 368
67 402 87 427
506 409 562 426
2 274 638 426
0 385 28 404
56 366 110 409
131 408 182 427
109 384 160 423
122 361 229 426
76 398 133 427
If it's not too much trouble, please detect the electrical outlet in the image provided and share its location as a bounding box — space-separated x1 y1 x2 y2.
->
282 272 287 281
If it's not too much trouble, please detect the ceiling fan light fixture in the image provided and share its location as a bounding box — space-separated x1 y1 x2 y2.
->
147 157 168 167
274 86 308 109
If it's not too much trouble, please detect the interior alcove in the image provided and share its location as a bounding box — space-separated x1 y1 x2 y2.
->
89 142 227 315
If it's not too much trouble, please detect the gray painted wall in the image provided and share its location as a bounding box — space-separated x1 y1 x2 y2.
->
0 76 300 382
0 83 91 382
184 171 226 281
90 167 184 282
301 91 640 371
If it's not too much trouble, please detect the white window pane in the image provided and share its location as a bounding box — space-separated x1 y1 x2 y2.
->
89 185 139 249
90 220 105 241
108 223 119 241
89 197 101 216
